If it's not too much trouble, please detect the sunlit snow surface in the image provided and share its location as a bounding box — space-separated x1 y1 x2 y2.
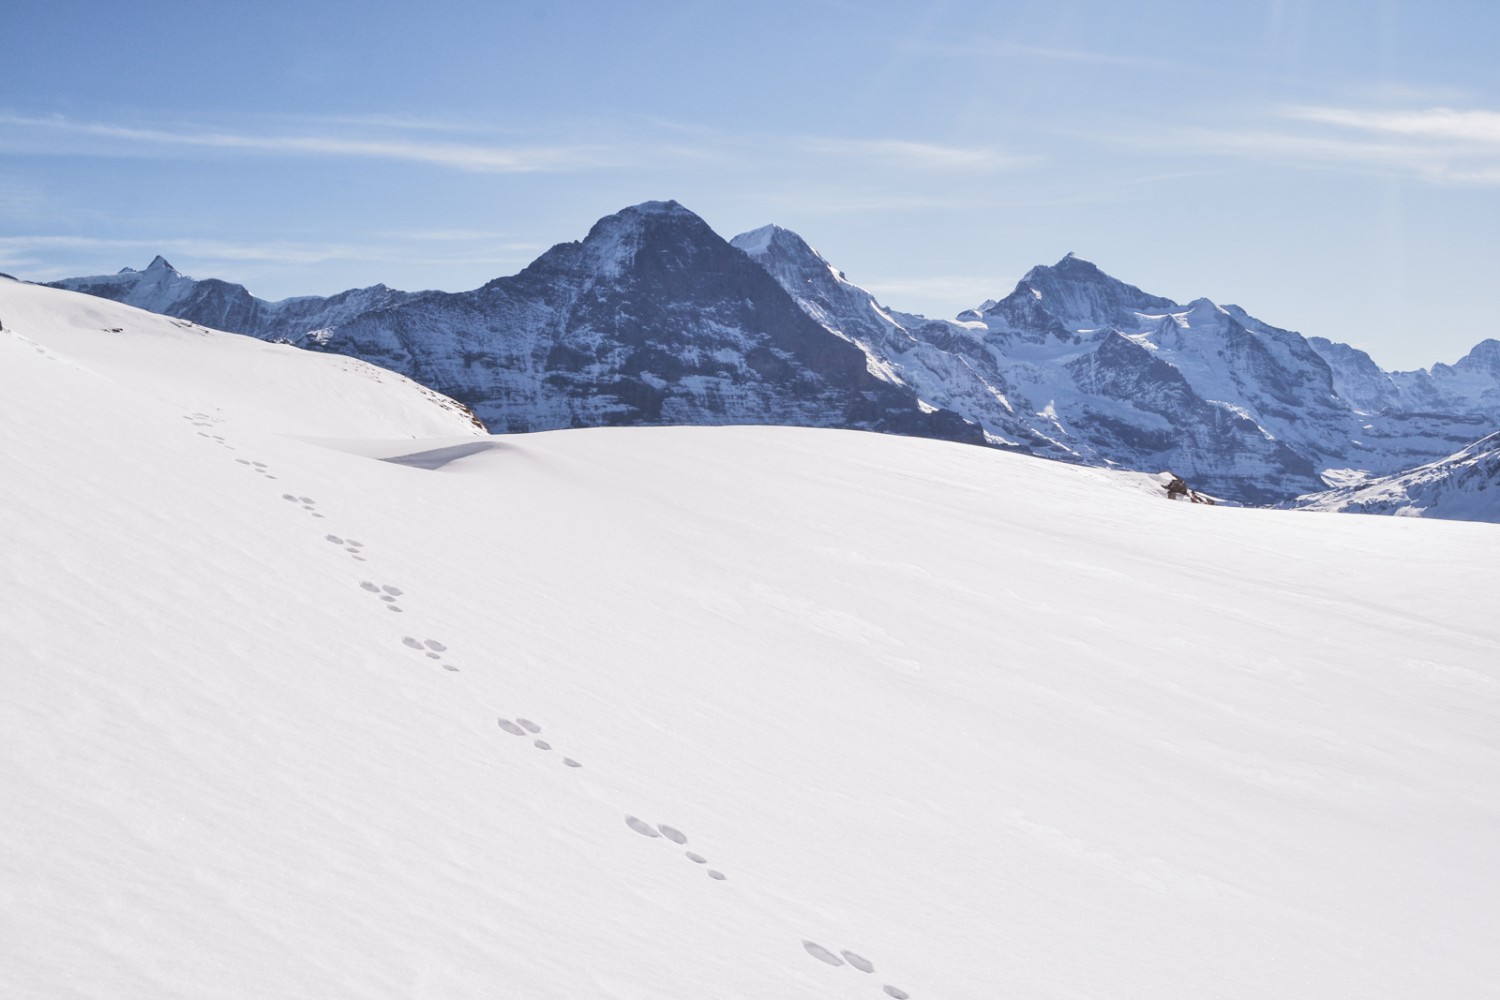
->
3 279 1498 999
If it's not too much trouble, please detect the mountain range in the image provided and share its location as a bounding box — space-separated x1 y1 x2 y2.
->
51 200 1500 510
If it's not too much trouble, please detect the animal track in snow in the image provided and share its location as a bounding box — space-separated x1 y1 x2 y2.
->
803 942 843 966
326 533 367 560
235 458 277 479
282 494 325 518
800 940 906 996
401 635 456 669
625 816 660 838
624 817 726 880
497 717 580 765
360 581 405 612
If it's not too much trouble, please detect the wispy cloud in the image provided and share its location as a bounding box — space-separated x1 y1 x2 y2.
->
0 114 617 173
0 233 544 283
903 38 1180 72
0 234 370 270
1286 105 1500 145
801 137 1026 170
1128 105 1500 187
381 228 538 246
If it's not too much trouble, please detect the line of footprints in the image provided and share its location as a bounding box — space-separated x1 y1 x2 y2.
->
195 413 913 998
497 716 583 768
624 815 911 996
802 941 911 999
624 815 725 879
182 413 234 452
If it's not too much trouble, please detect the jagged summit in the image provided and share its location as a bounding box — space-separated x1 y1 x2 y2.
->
730 224 824 266
577 200 716 246
588 199 707 234
1455 338 1500 371
1000 254 1178 334
729 224 784 257
625 199 691 216
117 255 178 276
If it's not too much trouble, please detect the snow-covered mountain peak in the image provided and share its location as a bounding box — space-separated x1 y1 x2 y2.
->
145 254 177 273
1453 337 1500 374
1008 254 1178 334
1175 297 1228 326
569 200 721 278
730 224 840 281
728 223 784 257
626 198 692 217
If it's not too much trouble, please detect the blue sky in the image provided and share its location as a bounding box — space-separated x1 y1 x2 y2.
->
4 0 1497 369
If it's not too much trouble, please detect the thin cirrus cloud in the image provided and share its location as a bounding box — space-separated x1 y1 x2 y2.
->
1286 105 1500 145
901 38 1180 72
0 114 616 173
800 137 1026 170
1159 105 1500 187
0 233 543 280
0 234 375 270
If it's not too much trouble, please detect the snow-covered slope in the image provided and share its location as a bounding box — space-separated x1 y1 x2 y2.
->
5 273 1499 999
1291 430 1500 520
0 277 483 439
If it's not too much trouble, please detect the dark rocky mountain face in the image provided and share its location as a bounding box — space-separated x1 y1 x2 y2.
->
325 202 984 445
54 203 981 448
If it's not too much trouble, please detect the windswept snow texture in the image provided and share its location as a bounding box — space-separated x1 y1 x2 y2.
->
4 275 1499 999
0 277 484 439
1291 430 1500 520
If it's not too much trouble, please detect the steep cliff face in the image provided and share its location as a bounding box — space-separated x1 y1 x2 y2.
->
316 202 983 444
53 204 979 446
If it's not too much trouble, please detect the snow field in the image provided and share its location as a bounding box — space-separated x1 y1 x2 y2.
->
2 279 1498 999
